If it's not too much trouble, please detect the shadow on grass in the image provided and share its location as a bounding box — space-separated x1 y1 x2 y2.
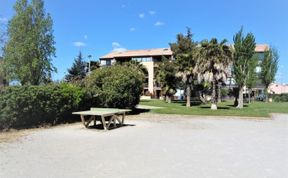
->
226 104 248 108
200 106 231 110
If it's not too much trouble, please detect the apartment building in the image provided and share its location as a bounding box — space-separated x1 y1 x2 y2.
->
99 44 269 98
100 48 173 98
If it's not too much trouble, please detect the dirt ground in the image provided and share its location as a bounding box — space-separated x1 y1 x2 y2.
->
0 113 287 178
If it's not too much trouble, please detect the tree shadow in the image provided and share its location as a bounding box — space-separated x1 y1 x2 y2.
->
87 123 136 130
200 106 230 110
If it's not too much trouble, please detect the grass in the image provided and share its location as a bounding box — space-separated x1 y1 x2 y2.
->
139 99 288 117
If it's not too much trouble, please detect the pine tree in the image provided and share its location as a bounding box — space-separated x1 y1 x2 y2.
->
233 27 256 108
260 47 278 102
3 0 56 85
170 28 198 107
65 52 87 82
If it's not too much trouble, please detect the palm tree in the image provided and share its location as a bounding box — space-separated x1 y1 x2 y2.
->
197 38 232 110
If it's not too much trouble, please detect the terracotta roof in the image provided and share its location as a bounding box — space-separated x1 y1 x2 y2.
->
100 48 173 59
100 44 269 60
255 44 269 52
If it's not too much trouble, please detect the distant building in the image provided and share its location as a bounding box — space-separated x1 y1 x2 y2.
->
100 48 173 98
100 44 269 98
268 83 288 94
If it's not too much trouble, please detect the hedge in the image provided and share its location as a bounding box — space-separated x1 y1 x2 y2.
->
273 93 288 102
85 64 144 108
0 84 89 130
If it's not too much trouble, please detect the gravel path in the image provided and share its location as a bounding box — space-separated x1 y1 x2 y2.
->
0 113 287 178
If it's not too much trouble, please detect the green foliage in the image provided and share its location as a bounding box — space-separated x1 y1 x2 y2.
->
2 0 56 85
86 64 144 108
233 27 256 88
273 94 288 102
170 28 198 107
233 27 256 108
0 84 88 130
156 57 178 98
65 52 87 83
246 54 259 89
261 48 279 88
197 38 232 107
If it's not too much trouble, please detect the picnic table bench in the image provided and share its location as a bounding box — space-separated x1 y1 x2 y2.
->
72 108 131 130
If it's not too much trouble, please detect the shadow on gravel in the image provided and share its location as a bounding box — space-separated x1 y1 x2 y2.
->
87 123 136 130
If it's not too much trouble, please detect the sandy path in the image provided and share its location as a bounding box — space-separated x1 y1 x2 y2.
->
0 114 287 178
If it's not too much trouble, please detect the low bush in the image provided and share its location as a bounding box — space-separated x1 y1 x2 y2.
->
273 94 288 102
0 83 89 130
86 64 144 108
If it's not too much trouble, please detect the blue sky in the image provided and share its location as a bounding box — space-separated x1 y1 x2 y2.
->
1 0 287 83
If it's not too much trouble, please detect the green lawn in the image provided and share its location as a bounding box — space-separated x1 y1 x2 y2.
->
139 99 288 117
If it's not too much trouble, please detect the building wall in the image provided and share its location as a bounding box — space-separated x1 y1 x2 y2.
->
268 83 288 94
141 61 154 94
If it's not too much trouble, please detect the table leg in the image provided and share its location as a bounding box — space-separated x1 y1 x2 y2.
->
101 116 107 130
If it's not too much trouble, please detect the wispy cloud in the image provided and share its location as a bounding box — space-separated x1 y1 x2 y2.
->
129 27 136 32
112 42 127 52
149 11 156 15
73 41 86 47
84 35 88 40
0 17 8 23
154 21 165 26
139 13 145 19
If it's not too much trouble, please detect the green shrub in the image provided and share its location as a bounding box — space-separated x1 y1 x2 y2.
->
86 64 144 108
273 94 288 102
0 83 89 130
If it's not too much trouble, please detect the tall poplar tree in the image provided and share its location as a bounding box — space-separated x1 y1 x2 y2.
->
3 0 56 85
261 48 278 102
233 28 256 108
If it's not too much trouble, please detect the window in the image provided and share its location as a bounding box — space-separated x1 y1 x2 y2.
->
132 57 152 62
106 59 111 66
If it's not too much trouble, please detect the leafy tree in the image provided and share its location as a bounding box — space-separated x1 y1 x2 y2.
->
156 57 178 103
233 27 256 108
85 65 144 108
65 52 87 82
170 28 198 107
246 54 258 103
3 0 56 85
197 38 232 110
260 47 278 102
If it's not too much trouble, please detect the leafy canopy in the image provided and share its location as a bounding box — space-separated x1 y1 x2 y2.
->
3 0 56 85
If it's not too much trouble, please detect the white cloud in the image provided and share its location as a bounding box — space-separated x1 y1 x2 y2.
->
112 42 127 52
154 21 165 26
0 17 8 23
129 27 136 32
84 35 88 40
139 13 145 19
149 11 156 15
73 41 86 47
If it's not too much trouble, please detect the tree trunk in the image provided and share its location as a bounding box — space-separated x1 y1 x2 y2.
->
264 87 269 103
166 96 172 103
237 87 244 108
211 80 217 110
186 84 191 107
248 88 251 104
217 82 221 103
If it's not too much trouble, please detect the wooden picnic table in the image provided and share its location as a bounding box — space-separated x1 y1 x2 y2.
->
72 108 131 130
